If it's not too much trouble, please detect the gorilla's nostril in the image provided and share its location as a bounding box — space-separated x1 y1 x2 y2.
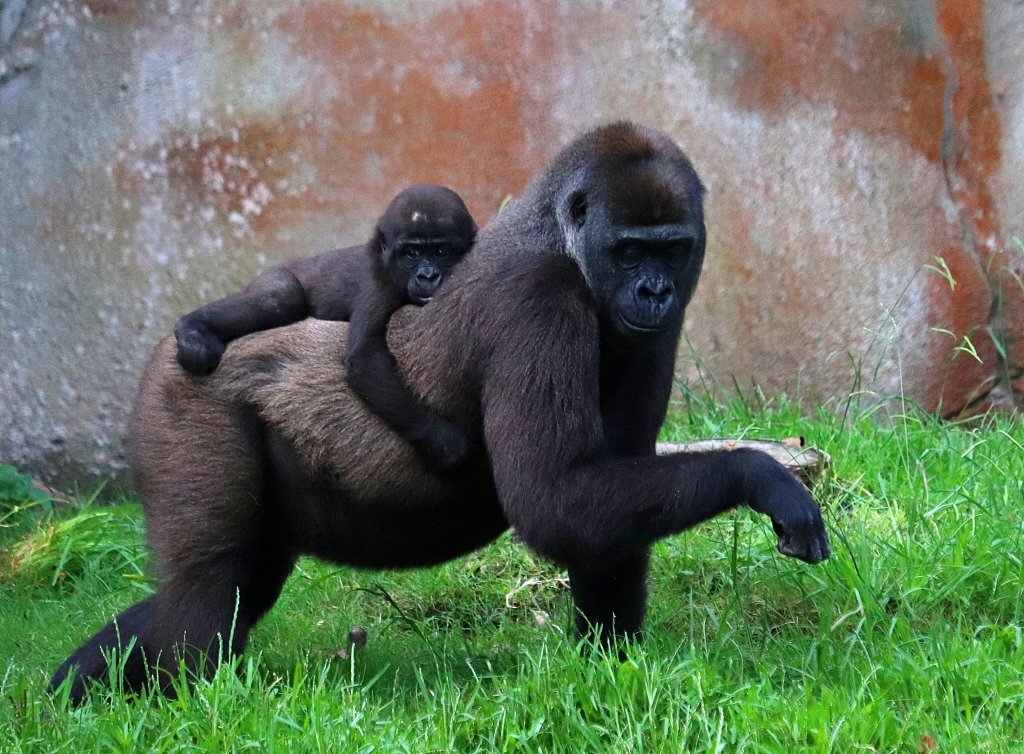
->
639 279 673 304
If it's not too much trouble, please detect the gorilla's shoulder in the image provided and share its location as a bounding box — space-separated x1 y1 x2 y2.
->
477 251 590 307
457 252 597 361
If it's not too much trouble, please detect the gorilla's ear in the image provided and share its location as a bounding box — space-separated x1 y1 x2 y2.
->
567 190 587 227
560 189 587 231
556 186 589 268
370 226 388 260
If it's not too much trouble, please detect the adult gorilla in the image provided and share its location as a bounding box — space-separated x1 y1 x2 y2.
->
52 121 829 702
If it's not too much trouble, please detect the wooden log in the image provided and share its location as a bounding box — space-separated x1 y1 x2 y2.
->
656 437 830 485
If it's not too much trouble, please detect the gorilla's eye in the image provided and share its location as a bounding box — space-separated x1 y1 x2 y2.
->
435 248 449 259
402 248 420 260
616 245 643 267
663 239 694 267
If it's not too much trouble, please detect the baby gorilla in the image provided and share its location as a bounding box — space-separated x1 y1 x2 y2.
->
174 184 477 470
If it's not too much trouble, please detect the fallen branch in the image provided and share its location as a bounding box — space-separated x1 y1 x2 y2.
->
656 437 830 485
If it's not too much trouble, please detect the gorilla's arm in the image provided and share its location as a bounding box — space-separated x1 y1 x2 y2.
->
174 247 365 375
599 340 678 457
344 290 470 471
481 293 829 570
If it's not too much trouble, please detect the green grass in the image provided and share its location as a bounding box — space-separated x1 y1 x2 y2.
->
1 399 1023 752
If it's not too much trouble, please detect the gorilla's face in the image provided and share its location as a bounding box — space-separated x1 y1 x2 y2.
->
563 182 706 343
389 238 471 305
602 227 702 339
377 184 477 306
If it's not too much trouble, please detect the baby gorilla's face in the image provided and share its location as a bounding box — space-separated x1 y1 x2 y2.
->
391 237 470 304
376 184 478 305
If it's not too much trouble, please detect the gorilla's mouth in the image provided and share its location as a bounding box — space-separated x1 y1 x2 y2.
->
616 311 666 335
407 283 440 305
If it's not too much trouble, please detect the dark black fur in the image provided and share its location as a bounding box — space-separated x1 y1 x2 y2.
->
52 122 828 704
174 184 477 469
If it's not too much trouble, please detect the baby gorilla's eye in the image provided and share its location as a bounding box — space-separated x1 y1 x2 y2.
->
402 248 419 260
435 248 449 259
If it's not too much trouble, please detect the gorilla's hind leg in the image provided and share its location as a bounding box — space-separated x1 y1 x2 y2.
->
49 595 155 704
52 547 295 704
145 542 296 696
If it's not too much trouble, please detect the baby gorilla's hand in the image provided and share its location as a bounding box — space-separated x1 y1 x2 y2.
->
413 419 473 472
174 318 226 376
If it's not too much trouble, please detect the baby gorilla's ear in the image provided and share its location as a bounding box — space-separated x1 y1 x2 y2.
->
370 227 389 259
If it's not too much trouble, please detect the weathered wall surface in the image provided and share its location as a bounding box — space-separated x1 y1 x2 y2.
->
1 0 1021 484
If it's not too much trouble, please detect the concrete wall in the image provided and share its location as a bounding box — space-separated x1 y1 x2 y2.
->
1 0 1021 484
